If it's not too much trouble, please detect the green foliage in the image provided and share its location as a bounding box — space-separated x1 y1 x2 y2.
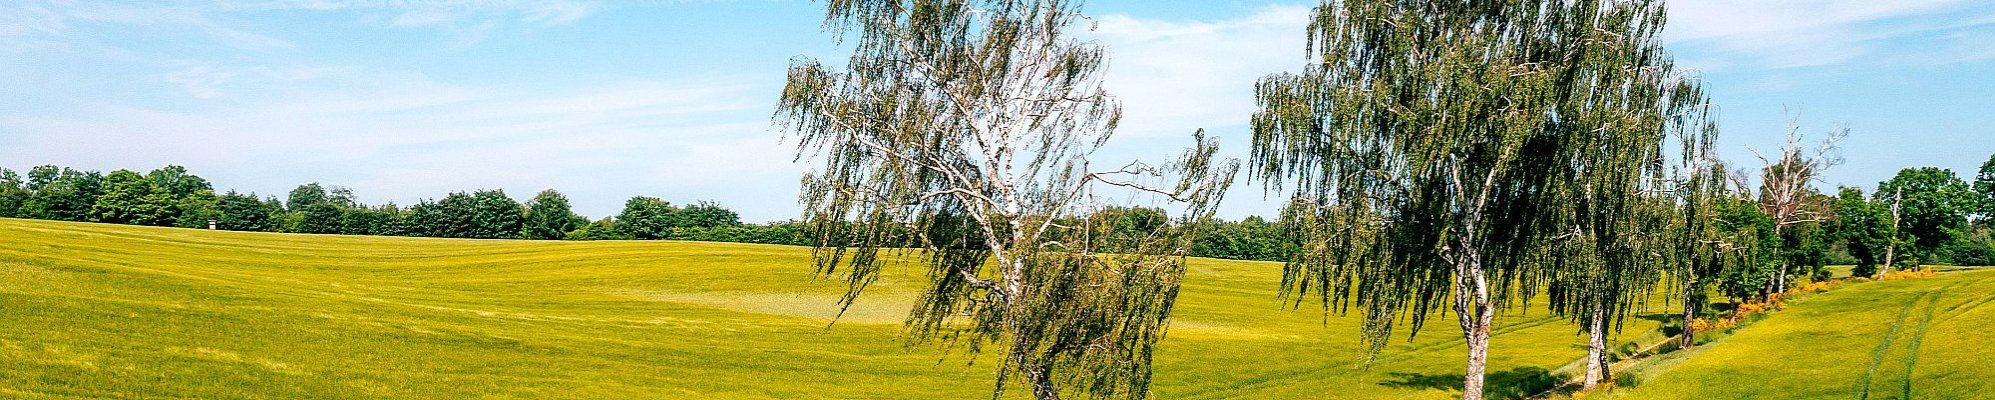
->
215 191 280 232
467 190 525 239
523 189 586 240
614 196 679 240
0 168 27 218
1832 187 1894 276
286 183 326 210
412 190 525 239
564 217 631 241
1713 197 1777 301
1976 154 1995 222
1949 227 1995 266
340 204 404 236
1877 167 1979 263
1253 0 1698 366
22 165 105 221
776 1 1236 398
284 183 360 234
679 201 741 229
1188 215 1291 262
91 170 180 226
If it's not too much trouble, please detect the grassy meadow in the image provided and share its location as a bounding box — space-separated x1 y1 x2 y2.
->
1609 267 1995 399
0 217 1651 399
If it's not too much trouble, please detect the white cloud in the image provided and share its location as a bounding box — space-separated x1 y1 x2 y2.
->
1663 0 1995 69
0 67 798 220
48 2 297 51
0 4 66 38
1088 5 1312 140
230 0 603 28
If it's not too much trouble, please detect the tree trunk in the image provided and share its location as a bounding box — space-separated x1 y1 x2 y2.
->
1008 342 1062 400
1882 245 1896 278
1027 364 1061 400
1464 323 1491 400
1883 189 1901 278
1454 256 1495 400
1583 307 1611 389
1680 278 1697 349
1775 266 1788 294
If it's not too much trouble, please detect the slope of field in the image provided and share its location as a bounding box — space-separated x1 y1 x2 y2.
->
1615 268 1995 399
0 218 1636 399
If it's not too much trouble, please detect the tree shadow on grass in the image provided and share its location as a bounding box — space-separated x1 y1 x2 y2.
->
1635 312 1683 336
1381 367 1565 400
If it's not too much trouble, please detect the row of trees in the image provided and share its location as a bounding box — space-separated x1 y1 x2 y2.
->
0 165 1302 261
774 1 1995 400
0 166 755 241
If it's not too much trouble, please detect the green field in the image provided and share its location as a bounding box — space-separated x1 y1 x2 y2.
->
0 217 1653 399
1610 267 1995 399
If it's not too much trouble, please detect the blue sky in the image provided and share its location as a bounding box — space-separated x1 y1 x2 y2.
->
4 0 1995 222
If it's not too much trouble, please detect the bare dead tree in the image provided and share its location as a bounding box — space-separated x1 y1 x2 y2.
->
1746 119 1845 293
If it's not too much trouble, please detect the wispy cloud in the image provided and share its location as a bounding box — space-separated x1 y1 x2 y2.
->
0 3 66 38
1664 0 1995 69
0 67 793 218
7 1 298 51
1089 5 1312 139
233 0 603 28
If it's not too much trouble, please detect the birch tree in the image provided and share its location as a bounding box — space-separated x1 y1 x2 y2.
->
1250 0 1698 397
1663 120 1741 350
775 1 1238 399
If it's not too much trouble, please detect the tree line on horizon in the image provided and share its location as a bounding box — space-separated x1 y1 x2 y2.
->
0 164 1296 260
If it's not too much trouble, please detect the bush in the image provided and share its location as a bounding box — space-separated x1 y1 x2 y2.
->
1616 372 1644 388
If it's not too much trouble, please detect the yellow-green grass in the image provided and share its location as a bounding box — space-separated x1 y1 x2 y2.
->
1611 269 1995 399
0 218 1647 399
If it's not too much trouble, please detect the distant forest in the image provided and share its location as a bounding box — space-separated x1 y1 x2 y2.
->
0 165 1295 262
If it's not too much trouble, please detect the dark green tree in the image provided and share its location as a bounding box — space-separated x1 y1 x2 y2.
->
1663 131 1751 349
1713 197 1778 303
1830 187 1893 277
0 168 26 218
91 170 178 226
678 201 741 230
1249 0 1703 395
614 197 679 240
171 190 221 229
286 184 358 234
565 217 630 241
286 183 332 211
465 189 524 239
523 189 587 240
1189 215 1290 262
1975 154 1995 225
296 203 347 234
341 204 404 236
146 165 211 199
22 166 104 221
776 1 1237 398
1876 167 1979 264
406 199 451 237
215 191 280 232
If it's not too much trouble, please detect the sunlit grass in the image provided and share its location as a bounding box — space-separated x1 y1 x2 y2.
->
1608 268 1995 399
0 218 1644 399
